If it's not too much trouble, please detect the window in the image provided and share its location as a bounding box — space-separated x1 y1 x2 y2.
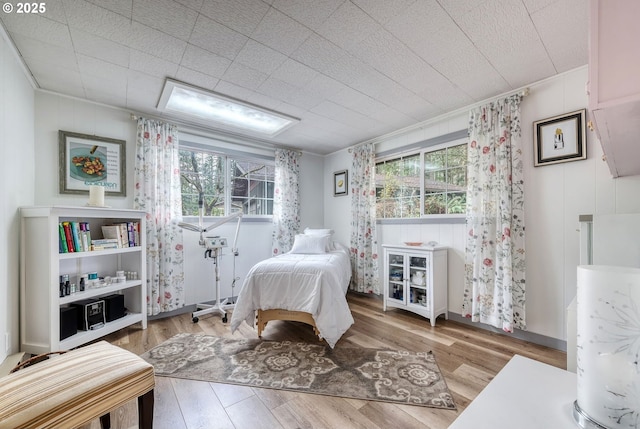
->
179 147 274 217
376 142 467 218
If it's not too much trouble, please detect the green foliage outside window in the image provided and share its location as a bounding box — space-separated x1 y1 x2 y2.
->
376 143 468 218
179 148 274 217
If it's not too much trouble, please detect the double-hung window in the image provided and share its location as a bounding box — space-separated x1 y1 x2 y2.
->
179 146 274 217
376 140 468 218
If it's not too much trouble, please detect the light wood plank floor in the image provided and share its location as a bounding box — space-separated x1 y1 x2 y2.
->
81 293 566 429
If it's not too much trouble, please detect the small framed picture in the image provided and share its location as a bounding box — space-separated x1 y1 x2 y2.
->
333 170 348 196
533 109 586 167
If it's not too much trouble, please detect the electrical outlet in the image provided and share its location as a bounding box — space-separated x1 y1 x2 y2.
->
5 332 9 353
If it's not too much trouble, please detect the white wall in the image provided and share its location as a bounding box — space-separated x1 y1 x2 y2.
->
1 33 35 360
33 92 326 310
324 66 640 343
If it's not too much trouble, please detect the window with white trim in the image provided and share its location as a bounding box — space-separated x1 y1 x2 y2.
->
375 141 468 218
179 146 274 217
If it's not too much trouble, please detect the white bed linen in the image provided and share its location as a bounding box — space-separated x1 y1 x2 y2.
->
230 246 353 348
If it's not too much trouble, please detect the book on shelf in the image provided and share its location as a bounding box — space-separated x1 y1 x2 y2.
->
58 223 68 253
101 222 141 248
61 222 75 252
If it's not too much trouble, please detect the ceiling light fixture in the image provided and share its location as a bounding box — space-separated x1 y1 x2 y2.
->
157 79 299 137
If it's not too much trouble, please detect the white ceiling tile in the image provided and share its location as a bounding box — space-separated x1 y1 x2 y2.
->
179 44 231 77
221 62 269 90
291 34 369 86
82 74 128 105
272 0 343 30
251 7 312 55
26 58 85 97
280 89 323 110
63 0 132 45
36 1 69 24
77 54 128 85
175 67 220 90
531 0 588 72
85 0 133 18
311 100 382 130
385 0 454 50
256 77 298 101
128 21 187 63
174 0 203 12
304 74 349 100
522 0 557 14
351 0 417 24
270 59 319 88
189 14 249 60
1 14 72 48
200 0 270 35
10 33 78 71
132 0 198 41
456 0 542 62
70 28 130 68
214 80 256 102
348 29 428 83
126 70 165 109
437 0 490 18
317 1 381 50
234 40 288 74
129 50 179 79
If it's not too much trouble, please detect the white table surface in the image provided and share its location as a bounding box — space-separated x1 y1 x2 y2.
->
448 354 577 429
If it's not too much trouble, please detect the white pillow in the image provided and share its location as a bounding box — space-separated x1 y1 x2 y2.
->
303 228 334 251
304 228 334 236
290 234 329 254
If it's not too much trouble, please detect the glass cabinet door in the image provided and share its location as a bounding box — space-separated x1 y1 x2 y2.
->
387 252 405 302
408 255 428 307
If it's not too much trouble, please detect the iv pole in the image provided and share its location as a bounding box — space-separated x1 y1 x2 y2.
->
177 193 242 323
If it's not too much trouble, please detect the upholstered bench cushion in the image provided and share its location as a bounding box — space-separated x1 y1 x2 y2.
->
0 341 154 429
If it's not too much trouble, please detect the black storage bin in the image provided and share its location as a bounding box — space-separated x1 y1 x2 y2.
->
60 306 77 340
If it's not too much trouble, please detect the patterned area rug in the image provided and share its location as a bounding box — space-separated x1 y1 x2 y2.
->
140 333 456 409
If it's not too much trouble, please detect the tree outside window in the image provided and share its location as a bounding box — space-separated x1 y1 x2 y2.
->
179 147 274 217
376 142 467 218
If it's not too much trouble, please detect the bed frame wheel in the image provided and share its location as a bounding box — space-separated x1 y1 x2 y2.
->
192 316 199 323
222 315 228 323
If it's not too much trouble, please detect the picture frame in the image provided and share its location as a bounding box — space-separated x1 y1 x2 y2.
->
333 170 348 196
59 130 126 196
533 109 586 167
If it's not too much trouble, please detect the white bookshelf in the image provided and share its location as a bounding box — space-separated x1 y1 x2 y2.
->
20 206 147 354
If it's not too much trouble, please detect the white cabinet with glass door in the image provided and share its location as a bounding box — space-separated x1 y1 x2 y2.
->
382 244 448 326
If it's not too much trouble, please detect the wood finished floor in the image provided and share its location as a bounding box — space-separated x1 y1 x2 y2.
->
81 293 566 429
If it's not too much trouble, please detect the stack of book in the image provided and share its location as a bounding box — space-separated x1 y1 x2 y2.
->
100 221 141 248
58 221 92 253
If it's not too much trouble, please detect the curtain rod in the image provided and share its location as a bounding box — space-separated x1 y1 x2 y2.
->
347 87 530 153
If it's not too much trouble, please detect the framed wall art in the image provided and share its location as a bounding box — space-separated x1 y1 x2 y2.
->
59 130 126 196
533 109 586 167
333 170 348 196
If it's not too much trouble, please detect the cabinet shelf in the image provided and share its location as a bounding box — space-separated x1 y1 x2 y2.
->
383 244 448 327
59 313 143 350
20 206 147 354
59 246 142 259
59 281 142 305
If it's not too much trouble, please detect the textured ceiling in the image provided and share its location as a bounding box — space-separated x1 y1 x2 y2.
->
0 0 588 155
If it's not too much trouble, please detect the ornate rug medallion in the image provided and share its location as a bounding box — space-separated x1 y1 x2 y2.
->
141 333 456 410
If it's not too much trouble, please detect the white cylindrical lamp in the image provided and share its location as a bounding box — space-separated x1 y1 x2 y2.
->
575 265 640 429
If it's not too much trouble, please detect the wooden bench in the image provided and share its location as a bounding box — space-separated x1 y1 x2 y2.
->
0 341 154 429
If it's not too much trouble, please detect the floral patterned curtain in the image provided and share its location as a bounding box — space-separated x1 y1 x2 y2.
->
350 143 379 294
462 95 526 332
272 149 301 256
134 117 185 316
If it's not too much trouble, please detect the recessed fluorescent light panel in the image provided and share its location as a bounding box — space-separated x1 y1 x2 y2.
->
157 79 299 137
